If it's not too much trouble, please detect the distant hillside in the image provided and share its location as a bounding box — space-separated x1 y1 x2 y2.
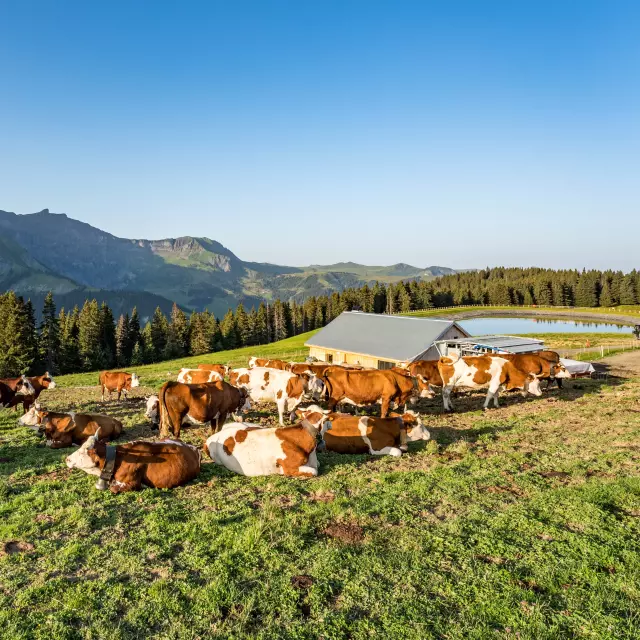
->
0 208 462 315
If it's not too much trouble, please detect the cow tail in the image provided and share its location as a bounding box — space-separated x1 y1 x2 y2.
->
159 382 176 435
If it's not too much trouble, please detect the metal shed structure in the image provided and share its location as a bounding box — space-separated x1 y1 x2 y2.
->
435 335 545 358
305 311 470 369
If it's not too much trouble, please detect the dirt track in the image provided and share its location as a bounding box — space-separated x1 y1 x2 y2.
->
595 349 640 377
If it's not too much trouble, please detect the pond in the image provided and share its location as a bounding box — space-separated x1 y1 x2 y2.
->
458 316 633 336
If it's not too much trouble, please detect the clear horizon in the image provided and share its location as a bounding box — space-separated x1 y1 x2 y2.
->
2 1 639 271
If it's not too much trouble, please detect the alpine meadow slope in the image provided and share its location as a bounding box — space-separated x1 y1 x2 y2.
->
0 209 459 317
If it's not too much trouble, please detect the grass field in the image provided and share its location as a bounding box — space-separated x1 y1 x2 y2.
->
1 336 640 638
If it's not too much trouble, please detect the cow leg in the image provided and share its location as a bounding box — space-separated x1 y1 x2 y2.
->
123 388 128 401
556 378 564 389
370 446 403 457
484 381 501 409
276 399 286 426
380 397 391 419
398 429 408 452
117 389 122 401
285 464 318 478
442 386 454 412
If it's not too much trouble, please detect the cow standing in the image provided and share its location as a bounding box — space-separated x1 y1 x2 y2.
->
99 371 140 401
19 405 123 448
177 368 223 384
0 373 56 413
204 420 320 478
158 380 251 438
322 368 421 418
229 367 323 425
491 353 571 390
0 376 35 408
437 355 542 411
66 432 201 493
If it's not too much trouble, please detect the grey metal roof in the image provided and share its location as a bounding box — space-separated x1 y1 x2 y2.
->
439 335 544 354
305 312 468 361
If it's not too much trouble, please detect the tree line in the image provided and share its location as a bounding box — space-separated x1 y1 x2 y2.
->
1 267 638 377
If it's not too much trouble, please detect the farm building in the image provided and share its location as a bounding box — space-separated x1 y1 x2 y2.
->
435 335 545 357
305 311 470 369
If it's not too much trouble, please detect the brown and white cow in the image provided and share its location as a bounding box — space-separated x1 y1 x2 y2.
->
19 405 123 448
0 376 35 409
0 373 56 413
407 360 443 391
99 371 140 401
322 368 421 418
177 368 223 384
197 363 230 378
65 431 201 493
491 353 571 388
296 405 430 457
248 357 288 370
437 355 543 411
158 380 251 438
536 350 565 388
229 367 324 425
204 420 319 478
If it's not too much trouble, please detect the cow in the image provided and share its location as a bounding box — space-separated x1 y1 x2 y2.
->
287 362 335 377
296 405 431 457
19 405 123 448
204 420 319 478
197 363 229 378
177 368 223 384
65 431 201 493
0 373 56 413
0 376 35 409
99 371 140 401
145 395 160 428
536 350 565 388
490 353 571 389
158 380 251 438
229 367 324 425
248 357 288 370
437 355 543 412
407 360 444 389
322 368 421 418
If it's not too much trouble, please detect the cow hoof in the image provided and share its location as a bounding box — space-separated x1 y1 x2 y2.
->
399 445 408 452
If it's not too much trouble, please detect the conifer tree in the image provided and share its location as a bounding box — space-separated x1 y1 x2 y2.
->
235 303 252 347
38 292 60 374
255 303 269 344
100 302 116 368
220 309 237 349
620 274 638 305
127 307 141 361
166 303 189 358
115 314 130 367
78 300 104 371
60 306 81 373
149 307 169 361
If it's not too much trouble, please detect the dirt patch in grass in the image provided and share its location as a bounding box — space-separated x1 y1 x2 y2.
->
321 522 364 544
2 541 34 555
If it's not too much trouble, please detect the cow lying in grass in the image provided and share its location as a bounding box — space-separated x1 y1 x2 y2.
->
204 420 320 478
296 405 430 457
19 404 123 448
66 430 201 493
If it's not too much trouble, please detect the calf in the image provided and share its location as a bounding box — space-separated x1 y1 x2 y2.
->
177 368 223 384
0 376 35 408
438 355 542 411
229 367 323 425
322 368 420 418
145 395 160 428
99 371 140 401
19 405 123 448
204 420 319 478
197 363 229 378
248 357 288 370
158 380 251 438
0 373 56 413
66 432 201 493
493 353 570 384
296 405 430 457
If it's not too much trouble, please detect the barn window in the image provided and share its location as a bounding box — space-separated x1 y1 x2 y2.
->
377 360 393 370
327 353 333 363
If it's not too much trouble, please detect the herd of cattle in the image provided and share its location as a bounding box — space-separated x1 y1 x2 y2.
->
1 350 571 493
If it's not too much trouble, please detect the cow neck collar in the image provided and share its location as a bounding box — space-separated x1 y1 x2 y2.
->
96 445 117 489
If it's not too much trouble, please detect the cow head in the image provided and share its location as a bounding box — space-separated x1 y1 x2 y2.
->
523 374 543 397
42 372 56 389
295 405 330 432
15 375 35 396
235 387 252 415
65 431 102 476
401 410 431 442
416 375 435 399
303 374 325 402
43 413 76 448
18 403 45 430
131 373 140 388
552 363 572 379
145 395 159 426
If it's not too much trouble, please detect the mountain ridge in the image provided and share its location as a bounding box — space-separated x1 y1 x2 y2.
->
0 208 462 316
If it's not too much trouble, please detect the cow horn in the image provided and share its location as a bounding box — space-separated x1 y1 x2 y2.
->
93 427 102 442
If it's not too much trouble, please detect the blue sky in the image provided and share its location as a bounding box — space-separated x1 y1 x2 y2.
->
1 1 639 270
